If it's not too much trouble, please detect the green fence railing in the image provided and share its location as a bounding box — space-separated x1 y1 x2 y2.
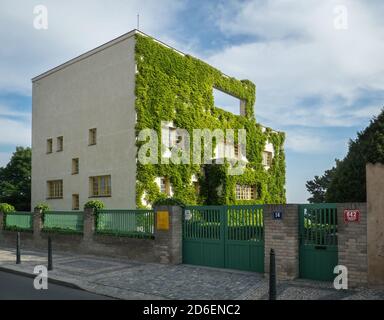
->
96 209 154 238
4 212 33 231
43 211 84 234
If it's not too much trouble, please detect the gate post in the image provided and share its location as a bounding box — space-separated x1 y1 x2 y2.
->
366 163 384 286
153 205 183 264
0 211 4 239
264 204 299 280
337 202 368 287
33 208 43 245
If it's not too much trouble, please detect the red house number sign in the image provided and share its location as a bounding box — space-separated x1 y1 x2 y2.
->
344 209 360 223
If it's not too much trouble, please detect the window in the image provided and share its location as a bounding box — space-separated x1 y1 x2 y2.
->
156 177 172 196
235 184 258 200
46 138 53 154
72 194 79 210
193 181 200 194
89 175 111 197
234 144 239 158
72 158 79 174
213 88 245 116
47 180 63 199
57 136 63 152
160 177 168 194
262 151 273 167
161 122 181 158
89 128 97 145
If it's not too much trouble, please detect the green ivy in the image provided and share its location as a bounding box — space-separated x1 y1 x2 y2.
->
135 34 286 206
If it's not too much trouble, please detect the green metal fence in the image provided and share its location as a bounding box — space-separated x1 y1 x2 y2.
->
43 211 84 233
299 203 338 281
96 209 154 238
4 212 33 231
183 205 264 273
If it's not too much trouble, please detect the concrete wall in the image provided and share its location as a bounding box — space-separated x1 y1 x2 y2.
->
31 33 137 210
366 163 384 286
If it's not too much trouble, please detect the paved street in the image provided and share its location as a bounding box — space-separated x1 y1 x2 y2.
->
0 247 383 300
0 271 112 300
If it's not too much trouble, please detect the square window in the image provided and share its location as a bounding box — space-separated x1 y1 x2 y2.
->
47 180 63 199
235 184 259 201
89 175 111 197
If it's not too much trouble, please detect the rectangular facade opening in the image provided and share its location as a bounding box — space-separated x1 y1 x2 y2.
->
213 88 244 115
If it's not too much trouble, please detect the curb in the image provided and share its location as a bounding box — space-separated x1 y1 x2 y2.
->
0 265 119 299
0 265 82 290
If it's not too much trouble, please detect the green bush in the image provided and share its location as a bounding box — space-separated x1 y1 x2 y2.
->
152 197 186 208
0 203 15 213
84 200 105 211
34 203 50 213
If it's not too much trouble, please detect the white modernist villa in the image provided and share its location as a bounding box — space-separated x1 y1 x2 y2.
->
31 29 280 210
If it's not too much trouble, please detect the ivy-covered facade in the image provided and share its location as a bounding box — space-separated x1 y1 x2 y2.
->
31 29 285 211
135 33 286 207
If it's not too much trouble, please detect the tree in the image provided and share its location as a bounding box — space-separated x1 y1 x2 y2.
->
0 146 31 211
306 165 337 203
306 108 384 203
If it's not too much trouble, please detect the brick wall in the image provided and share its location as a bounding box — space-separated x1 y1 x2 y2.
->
337 203 368 287
153 205 183 264
264 204 299 280
0 206 182 265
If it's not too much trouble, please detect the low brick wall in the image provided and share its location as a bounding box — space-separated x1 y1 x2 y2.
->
0 202 378 287
0 207 181 265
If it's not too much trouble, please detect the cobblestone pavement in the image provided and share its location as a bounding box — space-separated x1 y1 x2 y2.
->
0 247 383 300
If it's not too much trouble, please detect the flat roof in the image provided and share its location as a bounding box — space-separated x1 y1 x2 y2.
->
32 29 195 82
32 29 216 82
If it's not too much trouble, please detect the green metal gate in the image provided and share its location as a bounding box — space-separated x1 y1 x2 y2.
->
299 204 338 281
182 205 264 273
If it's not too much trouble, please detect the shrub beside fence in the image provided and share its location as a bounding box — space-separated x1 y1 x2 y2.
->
43 211 84 234
4 212 33 232
96 209 154 239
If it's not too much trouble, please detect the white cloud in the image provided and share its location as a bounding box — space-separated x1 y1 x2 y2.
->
285 129 345 154
0 117 31 146
0 0 185 94
206 0 384 132
0 104 30 118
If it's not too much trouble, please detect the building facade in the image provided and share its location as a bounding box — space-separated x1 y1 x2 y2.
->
31 30 286 210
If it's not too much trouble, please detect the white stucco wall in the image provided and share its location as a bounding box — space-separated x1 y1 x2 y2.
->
31 34 137 210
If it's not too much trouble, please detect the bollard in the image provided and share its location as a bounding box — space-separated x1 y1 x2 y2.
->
48 237 53 271
269 248 276 300
16 232 21 264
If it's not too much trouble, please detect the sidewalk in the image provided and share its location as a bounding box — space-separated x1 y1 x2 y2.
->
0 247 383 300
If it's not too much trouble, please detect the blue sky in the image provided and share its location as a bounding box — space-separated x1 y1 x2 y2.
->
1 0 384 203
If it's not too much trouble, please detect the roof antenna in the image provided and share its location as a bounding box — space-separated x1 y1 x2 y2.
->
137 13 140 30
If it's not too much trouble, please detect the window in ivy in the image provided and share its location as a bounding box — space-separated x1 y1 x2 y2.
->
213 88 245 115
